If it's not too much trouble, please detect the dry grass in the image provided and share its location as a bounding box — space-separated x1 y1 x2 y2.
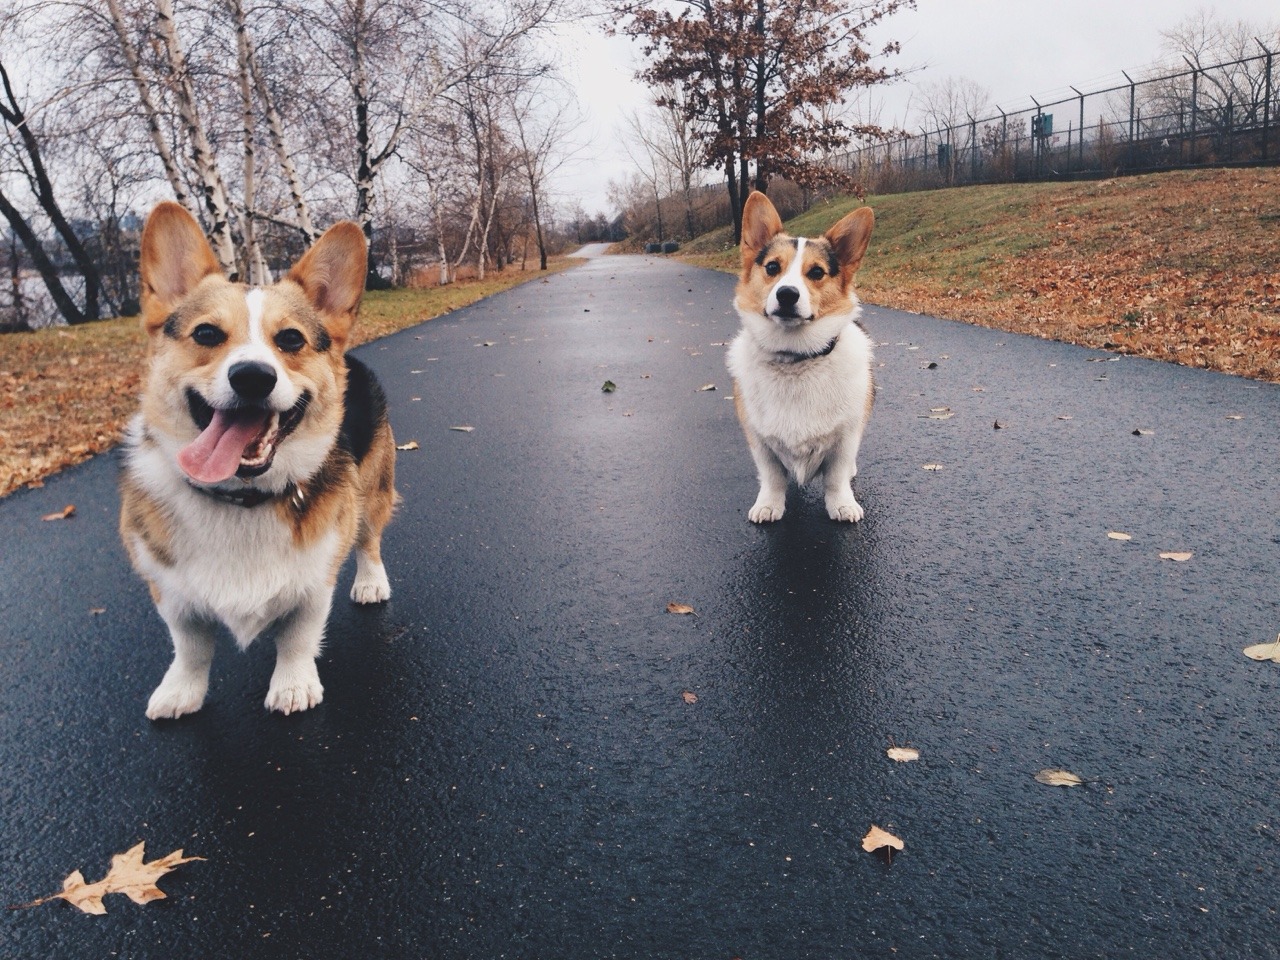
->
0 259 576 498
683 167 1280 382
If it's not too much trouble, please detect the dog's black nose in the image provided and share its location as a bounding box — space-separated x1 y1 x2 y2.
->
775 285 800 309
228 361 277 401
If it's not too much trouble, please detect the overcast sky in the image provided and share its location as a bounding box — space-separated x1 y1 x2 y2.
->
552 0 1280 215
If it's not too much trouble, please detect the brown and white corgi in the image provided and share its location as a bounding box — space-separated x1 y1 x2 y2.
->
726 191 876 523
120 202 397 719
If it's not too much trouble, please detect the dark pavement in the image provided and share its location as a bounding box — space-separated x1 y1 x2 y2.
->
3 251 1280 959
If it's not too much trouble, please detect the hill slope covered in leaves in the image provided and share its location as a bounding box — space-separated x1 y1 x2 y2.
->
681 167 1280 382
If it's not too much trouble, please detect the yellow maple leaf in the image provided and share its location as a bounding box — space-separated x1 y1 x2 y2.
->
23 842 204 915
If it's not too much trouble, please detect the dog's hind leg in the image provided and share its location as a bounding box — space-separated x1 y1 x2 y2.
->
350 430 396 604
147 607 218 720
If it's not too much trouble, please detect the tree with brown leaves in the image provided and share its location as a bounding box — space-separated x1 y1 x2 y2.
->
614 0 912 241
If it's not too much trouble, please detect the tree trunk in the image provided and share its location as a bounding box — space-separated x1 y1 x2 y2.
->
241 7 318 246
0 60 100 322
725 156 742 243
153 0 240 277
104 0 197 218
0 186 86 325
230 0 265 284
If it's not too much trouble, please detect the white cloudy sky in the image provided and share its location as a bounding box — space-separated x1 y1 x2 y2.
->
551 0 1279 214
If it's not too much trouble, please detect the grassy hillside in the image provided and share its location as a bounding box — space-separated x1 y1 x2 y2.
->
682 168 1280 382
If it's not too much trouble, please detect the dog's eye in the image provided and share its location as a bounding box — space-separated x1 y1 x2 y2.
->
192 324 226 347
274 328 307 353
806 266 825 281
764 261 781 277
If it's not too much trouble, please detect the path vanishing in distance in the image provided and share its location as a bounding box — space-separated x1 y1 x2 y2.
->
3 250 1279 959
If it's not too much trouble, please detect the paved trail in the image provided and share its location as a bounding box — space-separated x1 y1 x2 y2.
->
3 253 1279 959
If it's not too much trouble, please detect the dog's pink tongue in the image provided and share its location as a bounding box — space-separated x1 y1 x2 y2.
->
177 409 269 484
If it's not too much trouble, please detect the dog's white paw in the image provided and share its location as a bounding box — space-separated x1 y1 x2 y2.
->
146 670 208 720
748 501 785 523
350 561 391 604
827 499 865 523
264 663 324 715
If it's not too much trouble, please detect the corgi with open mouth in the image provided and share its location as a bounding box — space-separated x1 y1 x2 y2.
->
120 202 397 718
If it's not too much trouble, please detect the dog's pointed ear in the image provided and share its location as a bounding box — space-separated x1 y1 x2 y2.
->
824 206 874 282
739 191 785 273
287 221 368 349
139 201 222 334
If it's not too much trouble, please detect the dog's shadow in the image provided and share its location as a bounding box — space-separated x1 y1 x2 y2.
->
722 485 894 758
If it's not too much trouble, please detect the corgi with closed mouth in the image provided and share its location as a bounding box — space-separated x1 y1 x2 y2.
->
726 190 876 523
120 201 397 719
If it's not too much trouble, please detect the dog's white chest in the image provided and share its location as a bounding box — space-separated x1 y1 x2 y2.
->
131 483 340 646
728 324 873 484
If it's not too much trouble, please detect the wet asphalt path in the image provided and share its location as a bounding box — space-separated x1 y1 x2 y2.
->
2 251 1280 959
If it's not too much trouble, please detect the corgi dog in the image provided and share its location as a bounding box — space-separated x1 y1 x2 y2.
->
726 191 876 523
120 202 397 719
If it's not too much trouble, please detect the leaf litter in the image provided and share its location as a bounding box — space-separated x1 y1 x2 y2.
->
1034 769 1085 787
862 825 904 859
395 441 420 451
41 504 76 521
15 842 204 915
666 602 695 615
1243 635 1280 663
886 747 919 763
1159 551 1193 562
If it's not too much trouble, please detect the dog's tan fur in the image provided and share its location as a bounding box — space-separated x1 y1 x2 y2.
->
121 201 396 718
727 191 876 523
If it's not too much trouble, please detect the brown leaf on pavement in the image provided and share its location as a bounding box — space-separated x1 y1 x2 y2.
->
666 602 695 615
41 504 75 521
1159 551 1193 562
861 825 904 857
395 441 420 451
1034 768 1084 787
17 842 204 915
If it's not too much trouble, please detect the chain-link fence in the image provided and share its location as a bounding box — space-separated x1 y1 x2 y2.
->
837 46 1278 192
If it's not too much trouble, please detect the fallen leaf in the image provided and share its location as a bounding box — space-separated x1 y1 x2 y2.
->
602 380 617 393
1225 414 1244 421
1132 428 1153 436
929 406 950 413
993 421 1004 429
41 504 76 521
395 441 420 451
681 691 698 704
861 825 904 855
20 842 204 915
666 602 695 615
89 607 106 616
925 408 954 420
1159 551 1193 562
477 340 496 347
1243 636 1280 662
448 425 475 433
1034 768 1084 787
886 747 919 763
1107 531 1132 541
697 383 716 392
921 463 944 471
924 361 938 369
1057 415 1073 421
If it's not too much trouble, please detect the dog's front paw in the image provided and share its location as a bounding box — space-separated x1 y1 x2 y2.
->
827 498 865 523
748 501 785 523
146 670 208 720
265 663 324 715
350 562 391 604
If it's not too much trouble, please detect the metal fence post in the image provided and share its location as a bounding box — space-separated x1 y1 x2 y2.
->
1184 57 1199 164
970 114 978 182
1070 86 1085 171
1260 39 1274 161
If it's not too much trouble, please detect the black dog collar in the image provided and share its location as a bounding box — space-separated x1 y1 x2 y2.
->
771 334 840 364
186 480 305 510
